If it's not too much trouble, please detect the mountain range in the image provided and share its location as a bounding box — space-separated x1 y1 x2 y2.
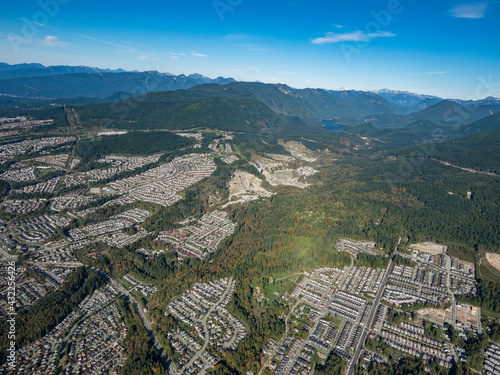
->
0 62 130 79
371 88 443 109
2 62 500 150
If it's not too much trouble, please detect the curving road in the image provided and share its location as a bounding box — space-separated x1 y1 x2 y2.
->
257 299 301 375
172 277 234 374
0 246 16 261
91 266 170 369
21 260 170 369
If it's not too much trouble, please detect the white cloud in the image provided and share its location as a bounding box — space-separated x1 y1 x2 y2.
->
192 51 207 57
40 35 57 45
137 53 160 61
78 34 136 52
311 30 395 44
6 34 33 44
450 3 488 19
169 52 187 60
40 35 68 48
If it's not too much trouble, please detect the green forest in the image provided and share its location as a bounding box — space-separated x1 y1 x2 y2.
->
115 295 166 375
0 78 499 375
74 131 194 160
0 267 106 364
398 128 500 174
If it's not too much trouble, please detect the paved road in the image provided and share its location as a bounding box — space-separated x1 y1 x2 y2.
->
0 247 16 261
20 261 169 369
171 276 234 375
347 253 394 375
87 266 170 370
339 257 354 286
431 158 500 177
443 254 457 328
274 273 302 282
258 257 355 375
26 261 83 267
258 300 301 375
477 307 482 334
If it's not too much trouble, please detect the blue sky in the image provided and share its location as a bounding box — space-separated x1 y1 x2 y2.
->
0 0 499 99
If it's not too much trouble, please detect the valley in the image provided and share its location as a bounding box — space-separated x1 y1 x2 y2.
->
0 64 498 375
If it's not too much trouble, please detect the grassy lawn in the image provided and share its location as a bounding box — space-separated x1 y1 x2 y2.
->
481 308 500 320
365 293 376 301
264 275 298 303
130 289 148 308
324 314 343 329
33 167 56 176
232 144 245 160
118 277 135 291
286 274 305 296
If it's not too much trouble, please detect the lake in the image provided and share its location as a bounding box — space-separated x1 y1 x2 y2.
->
322 120 343 132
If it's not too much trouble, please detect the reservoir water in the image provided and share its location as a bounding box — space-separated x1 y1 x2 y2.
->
322 120 343 132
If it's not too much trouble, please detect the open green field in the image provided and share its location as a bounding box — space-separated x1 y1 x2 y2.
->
118 277 135 291
264 273 301 303
324 314 343 329
479 257 500 283
37 167 56 175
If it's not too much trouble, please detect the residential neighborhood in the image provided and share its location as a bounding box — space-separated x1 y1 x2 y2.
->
1 284 127 374
166 277 246 374
157 210 237 259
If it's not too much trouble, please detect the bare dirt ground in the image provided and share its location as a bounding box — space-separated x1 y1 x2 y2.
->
222 171 274 207
416 304 479 331
416 308 449 324
263 169 307 188
267 154 295 162
456 304 479 328
249 143 319 188
253 157 313 188
485 253 500 272
279 140 317 162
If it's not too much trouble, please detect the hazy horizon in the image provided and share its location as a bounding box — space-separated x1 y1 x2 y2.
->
1 0 499 100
